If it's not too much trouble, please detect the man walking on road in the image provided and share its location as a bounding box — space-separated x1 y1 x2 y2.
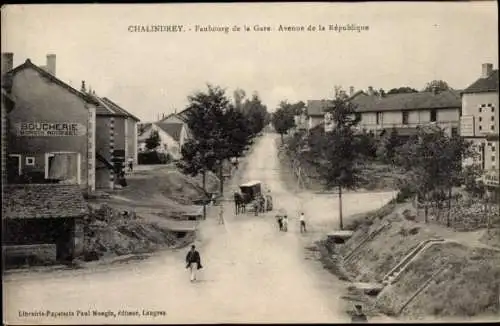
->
185 245 203 282
299 212 307 233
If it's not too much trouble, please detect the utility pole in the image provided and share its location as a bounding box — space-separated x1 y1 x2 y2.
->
339 185 343 230
219 159 224 196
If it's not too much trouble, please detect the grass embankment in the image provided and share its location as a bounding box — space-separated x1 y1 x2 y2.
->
320 199 500 320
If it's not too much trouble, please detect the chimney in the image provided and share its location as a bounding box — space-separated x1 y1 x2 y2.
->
349 86 355 96
81 80 86 93
367 86 374 96
1 52 14 75
46 54 56 76
482 63 493 78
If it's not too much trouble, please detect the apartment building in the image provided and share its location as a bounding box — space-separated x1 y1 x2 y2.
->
461 63 499 180
306 88 461 137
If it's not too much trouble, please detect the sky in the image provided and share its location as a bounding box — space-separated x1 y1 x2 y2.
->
1 2 498 121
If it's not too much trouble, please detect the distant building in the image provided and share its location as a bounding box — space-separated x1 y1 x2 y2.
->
461 63 499 177
306 87 461 137
3 53 98 192
138 121 190 160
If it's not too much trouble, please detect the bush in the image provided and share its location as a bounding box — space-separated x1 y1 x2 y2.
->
138 151 171 165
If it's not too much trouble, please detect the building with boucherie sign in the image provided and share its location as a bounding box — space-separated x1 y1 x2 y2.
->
3 53 99 192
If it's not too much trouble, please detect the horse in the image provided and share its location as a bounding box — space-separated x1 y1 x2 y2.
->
234 192 246 215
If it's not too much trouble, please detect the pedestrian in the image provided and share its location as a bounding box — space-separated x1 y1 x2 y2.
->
276 215 283 231
299 212 307 233
351 304 368 323
282 215 288 232
127 157 134 172
185 245 203 282
218 204 225 225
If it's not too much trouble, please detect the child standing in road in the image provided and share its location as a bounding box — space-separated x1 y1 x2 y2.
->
282 215 288 232
218 204 225 225
299 212 307 233
276 215 283 231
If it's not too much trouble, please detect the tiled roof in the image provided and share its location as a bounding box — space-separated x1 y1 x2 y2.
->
156 122 183 142
350 90 461 112
2 184 89 219
307 100 333 116
101 97 140 121
5 59 100 106
462 70 499 94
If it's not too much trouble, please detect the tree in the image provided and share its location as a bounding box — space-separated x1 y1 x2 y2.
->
303 87 361 230
424 80 450 92
387 87 418 95
180 84 256 207
241 92 268 135
377 127 403 164
145 130 161 150
395 127 473 224
272 102 296 142
355 129 377 160
180 85 232 208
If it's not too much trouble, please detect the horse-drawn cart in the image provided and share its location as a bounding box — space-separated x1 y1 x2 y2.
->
235 180 273 215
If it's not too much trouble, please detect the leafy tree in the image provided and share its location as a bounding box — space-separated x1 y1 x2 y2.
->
302 87 361 229
395 127 473 224
241 92 268 135
180 85 232 198
387 87 418 95
272 102 296 142
180 84 256 201
355 129 377 159
377 127 403 164
424 80 450 92
145 130 161 150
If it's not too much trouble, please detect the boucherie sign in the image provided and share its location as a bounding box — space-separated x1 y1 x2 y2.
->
15 122 86 136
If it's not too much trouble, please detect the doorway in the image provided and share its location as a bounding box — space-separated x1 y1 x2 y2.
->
45 152 81 184
7 154 21 182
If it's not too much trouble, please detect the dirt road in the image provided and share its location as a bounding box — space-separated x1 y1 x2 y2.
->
3 133 395 324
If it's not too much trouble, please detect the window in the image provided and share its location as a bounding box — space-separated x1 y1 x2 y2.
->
25 157 35 166
376 112 382 125
492 156 496 162
479 107 482 113
491 125 495 131
451 127 458 136
479 125 483 131
479 117 482 122
493 146 496 152
355 112 362 122
492 116 495 121
493 107 495 113
487 103 492 107
430 109 437 122
402 111 409 125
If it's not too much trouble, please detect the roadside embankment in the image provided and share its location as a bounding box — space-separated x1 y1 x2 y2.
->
317 198 500 321
83 204 195 262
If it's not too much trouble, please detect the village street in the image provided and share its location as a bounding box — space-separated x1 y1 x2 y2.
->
3 133 395 324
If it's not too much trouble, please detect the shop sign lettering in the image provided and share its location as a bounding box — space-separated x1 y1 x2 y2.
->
15 122 87 136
